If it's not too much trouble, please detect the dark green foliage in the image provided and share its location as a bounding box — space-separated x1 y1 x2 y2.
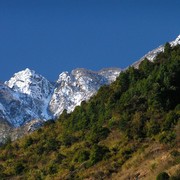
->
119 112 131 132
139 58 154 77
0 164 5 179
156 172 170 180
14 162 25 175
88 145 109 166
73 150 90 163
170 150 180 157
164 42 172 55
47 164 58 175
36 145 45 155
86 126 110 143
162 111 179 131
158 131 176 145
54 153 66 163
23 137 33 148
44 119 55 127
146 118 161 137
61 132 78 147
169 171 180 180
44 138 59 151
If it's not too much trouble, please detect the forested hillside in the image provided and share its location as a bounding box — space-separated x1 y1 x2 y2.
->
0 43 180 180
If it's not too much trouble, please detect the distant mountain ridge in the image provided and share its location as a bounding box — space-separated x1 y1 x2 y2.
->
0 68 122 129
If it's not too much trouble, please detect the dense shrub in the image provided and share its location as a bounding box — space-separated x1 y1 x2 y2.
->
89 145 109 166
14 162 25 175
156 172 170 180
73 150 90 163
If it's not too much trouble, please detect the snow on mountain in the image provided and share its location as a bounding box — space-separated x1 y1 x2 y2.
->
5 68 54 101
98 68 123 83
3 69 54 126
1 68 121 127
132 34 180 68
0 84 49 127
49 68 121 117
171 34 180 46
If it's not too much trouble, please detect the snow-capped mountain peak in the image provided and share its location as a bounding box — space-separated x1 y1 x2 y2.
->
2 69 55 126
1 67 121 127
49 68 121 117
5 68 54 100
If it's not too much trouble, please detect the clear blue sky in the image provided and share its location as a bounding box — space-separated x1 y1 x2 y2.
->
0 0 180 81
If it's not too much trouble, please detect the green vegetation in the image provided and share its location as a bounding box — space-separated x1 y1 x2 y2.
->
156 172 169 180
0 43 180 179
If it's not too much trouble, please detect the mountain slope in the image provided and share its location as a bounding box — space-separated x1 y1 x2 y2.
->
0 42 179 179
